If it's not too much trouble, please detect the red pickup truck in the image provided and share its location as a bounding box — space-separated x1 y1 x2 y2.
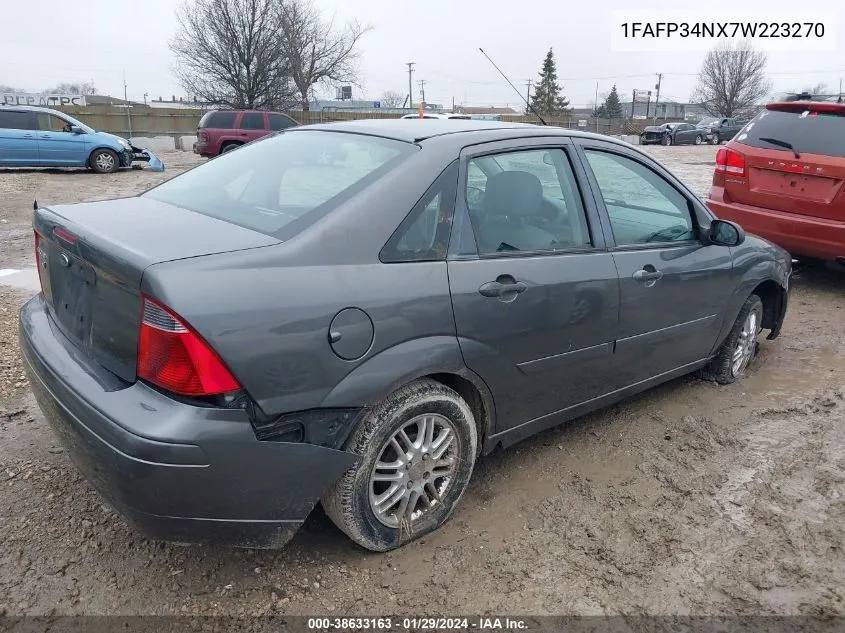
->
193 110 298 158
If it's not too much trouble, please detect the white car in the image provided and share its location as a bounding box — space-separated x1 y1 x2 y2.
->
400 112 472 120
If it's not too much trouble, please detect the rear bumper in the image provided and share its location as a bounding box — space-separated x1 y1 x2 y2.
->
19 295 357 548
708 189 845 262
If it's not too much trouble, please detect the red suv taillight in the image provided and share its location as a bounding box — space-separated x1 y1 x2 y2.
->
715 147 746 177
137 296 240 397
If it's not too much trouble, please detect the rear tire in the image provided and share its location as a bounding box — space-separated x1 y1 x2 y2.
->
695 135 703 145
89 149 119 174
220 142 241 154
322 379 478 552
700 294 763 384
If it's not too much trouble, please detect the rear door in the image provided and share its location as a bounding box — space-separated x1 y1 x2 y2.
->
238 111 269 143
36 113 88 166
0 110 39 165
447 138 619 432
574 138 736 389
725 107 845 221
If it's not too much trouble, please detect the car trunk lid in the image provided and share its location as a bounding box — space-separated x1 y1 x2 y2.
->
34 197 280 382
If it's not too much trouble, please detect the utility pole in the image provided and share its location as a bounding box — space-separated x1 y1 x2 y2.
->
418 79 426 105
525 79 533 113
123 70 132 140
406 62 415 108
595 81 599 132
654 73 663 122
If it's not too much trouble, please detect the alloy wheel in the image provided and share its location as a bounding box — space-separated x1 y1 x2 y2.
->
368 414 459 528
731 310 759 376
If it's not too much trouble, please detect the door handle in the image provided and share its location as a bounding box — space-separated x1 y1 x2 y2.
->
23 133 34 138
633 268 664 283
479 278 528 298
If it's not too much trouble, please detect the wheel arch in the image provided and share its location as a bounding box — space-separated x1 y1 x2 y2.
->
318 336 497 453
712 269 787 353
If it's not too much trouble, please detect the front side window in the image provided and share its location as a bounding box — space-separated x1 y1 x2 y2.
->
465 148 592 255
583 149 695 245
269 114 295 131
37 114 70 132
143 131 416 239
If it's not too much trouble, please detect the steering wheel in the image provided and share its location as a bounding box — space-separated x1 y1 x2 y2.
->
642 225 692 243
466 186 485 211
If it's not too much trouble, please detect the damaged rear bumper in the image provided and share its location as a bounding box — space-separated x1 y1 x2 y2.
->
19 295 357 549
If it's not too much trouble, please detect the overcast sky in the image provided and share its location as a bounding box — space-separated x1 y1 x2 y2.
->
2 0 843 108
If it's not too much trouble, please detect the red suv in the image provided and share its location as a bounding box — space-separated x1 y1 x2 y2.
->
194 110 298 158
707 100 845 264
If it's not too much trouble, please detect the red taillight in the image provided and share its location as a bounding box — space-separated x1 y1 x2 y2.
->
767 101 845 115
34 231 44 291
715 147 746 177
137 296 240 397
53 227 78 245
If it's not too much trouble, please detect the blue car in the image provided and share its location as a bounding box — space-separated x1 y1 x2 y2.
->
0 104 149 173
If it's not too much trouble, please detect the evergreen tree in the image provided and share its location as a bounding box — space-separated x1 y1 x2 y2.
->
602 84 623 118
530 48 570 116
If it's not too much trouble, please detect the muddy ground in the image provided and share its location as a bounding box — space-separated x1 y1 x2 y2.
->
0 146 843 617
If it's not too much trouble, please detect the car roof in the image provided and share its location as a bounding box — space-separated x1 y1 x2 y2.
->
0 104 68 117
292 118 619 145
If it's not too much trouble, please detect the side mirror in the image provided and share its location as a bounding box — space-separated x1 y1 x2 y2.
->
707 219 745 247
70 125 85 134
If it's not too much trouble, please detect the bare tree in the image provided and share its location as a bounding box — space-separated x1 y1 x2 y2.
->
170 0 297 109
379 90 405 108
44 82 97 95
691 41 772 117
279 0 371 110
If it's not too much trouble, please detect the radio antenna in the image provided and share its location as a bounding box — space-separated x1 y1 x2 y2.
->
478 47 547 125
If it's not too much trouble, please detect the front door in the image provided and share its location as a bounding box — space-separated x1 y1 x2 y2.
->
447 140 619 434
575 139 736 389
0 110 40 166
36 113 89 166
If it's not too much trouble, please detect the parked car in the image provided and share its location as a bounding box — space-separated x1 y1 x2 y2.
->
0 105 150 173
21 120 790 552
697 117 745 145
400 112 472 120
640 122 707 146
707 100 845 264
193 109 299 157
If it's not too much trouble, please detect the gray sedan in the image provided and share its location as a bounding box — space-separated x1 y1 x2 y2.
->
20 120 791 552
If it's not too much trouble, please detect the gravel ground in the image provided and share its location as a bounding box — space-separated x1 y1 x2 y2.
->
1 144 844 617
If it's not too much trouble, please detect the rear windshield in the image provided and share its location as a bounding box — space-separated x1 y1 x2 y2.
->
143 131 417 239
198 110 237 129
735 109 845 158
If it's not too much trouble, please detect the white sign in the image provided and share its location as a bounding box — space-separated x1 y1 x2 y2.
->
578 119 587 127
2 94 87 107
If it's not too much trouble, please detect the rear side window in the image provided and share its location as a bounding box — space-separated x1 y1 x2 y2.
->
0 111 36 130
239 112 265 130
269 114 295 131
380 161 458 263
143 131 417 240
736 109 845 158
198 111 237 129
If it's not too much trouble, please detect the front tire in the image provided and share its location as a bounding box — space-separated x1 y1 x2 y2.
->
662 134 672 146
89 149 119 174
711 133 721 145
323 379 478 552
700 294 764 384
